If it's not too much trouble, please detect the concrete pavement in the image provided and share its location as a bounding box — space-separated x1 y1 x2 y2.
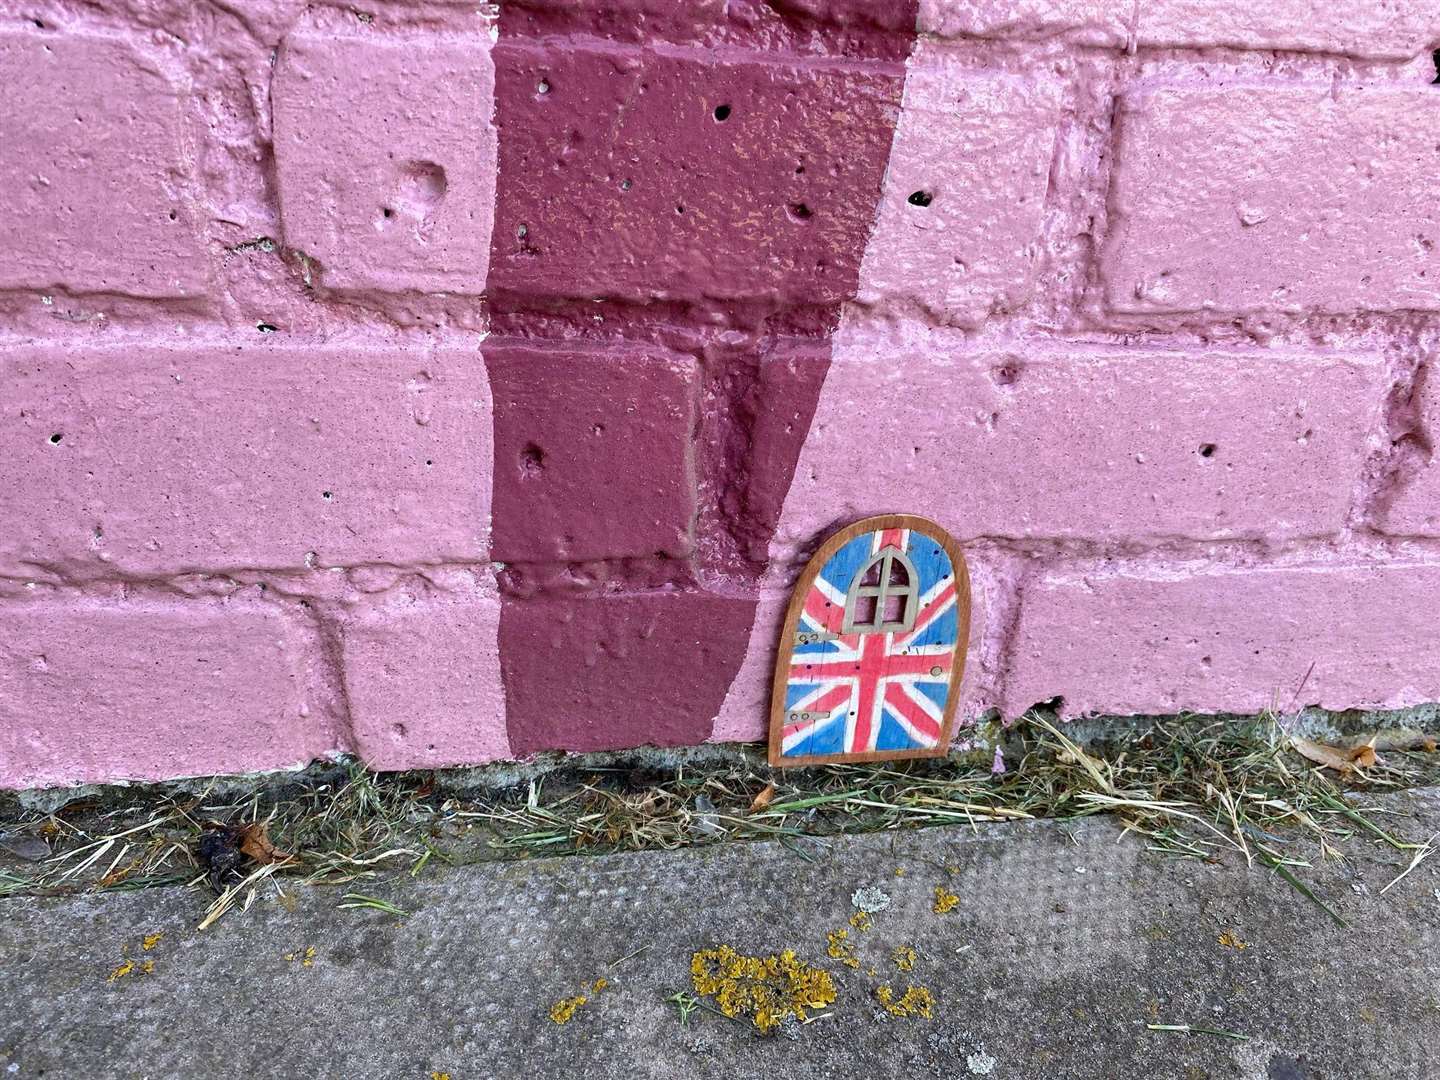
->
4 790 1440 1079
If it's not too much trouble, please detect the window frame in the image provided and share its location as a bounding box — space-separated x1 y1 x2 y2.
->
842 547 920 635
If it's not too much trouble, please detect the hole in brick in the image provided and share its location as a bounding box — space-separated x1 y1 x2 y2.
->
382 207 394 219
592 424 605 436
425 459 433 467
1432 49 1440 84
48 433 62 444
397 161 446 210
788 203 813 222
908 190 933 207
620 179 632 191
675 204 685 215
1201 656 1212 667
795 163 806 175
168 209 177 221
537 79 551 95
713 103 731 121
1199 443 1217 458
520 443 546 477
256 322 278 333
992 360 1021 387
322 490 333 500
517 224 528 238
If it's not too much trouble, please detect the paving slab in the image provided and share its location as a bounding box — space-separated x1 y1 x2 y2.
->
4 790 1440 1079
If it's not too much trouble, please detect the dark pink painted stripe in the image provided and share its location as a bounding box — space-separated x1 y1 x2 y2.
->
489 1 918 755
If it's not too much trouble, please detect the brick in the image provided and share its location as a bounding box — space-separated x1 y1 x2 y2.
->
1103 83 1440 317
772 333 1384 549
488 340 696 563
0 595 327 789
500 590 755 754
272 26 496 294
340 580 508 770
1004 561 1440 719
0 340 491 578
1135 0 1440 59
487 40 905 304
855 50 1060 326
1380 361 1440 536
502 0 918 60
918 0 1127 46
0 28 206 297
731 338 833 564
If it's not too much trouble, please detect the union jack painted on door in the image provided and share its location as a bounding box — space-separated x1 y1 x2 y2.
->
769 515 971 766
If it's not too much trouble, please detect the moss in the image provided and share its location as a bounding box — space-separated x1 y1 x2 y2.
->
548 995 587 1025
875 983 934 1019
107 960 134 983
825 928 860 968
691 945 836 1035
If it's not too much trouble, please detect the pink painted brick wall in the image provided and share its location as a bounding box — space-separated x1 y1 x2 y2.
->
2 1 1440 787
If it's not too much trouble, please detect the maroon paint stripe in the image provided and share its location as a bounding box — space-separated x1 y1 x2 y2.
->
489 2 918 755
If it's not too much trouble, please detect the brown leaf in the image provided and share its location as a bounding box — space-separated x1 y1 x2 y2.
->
237 822 292 866
1347 743 1378 769
749 783 777 813
1352 729 1437 753
1292 737 1377 774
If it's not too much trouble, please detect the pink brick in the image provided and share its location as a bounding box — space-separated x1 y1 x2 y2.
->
340 580 507 770
918 0 1127 45
856 48 1060 327
1136 0 1440 59
487 339 696 563
772 331 1384 550
0 27 206 297
1103 83 1440 317
1004 561 1440 719
1380 361 1440 536
272 25 496 294
0 340 491 578
0 595 329 789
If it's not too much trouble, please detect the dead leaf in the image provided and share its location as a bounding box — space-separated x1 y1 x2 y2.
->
1348 743 1379 769
237 822 292 866
1350 729 1437 753
1292 737 1377 774
0 833 51 862
750 783 777 812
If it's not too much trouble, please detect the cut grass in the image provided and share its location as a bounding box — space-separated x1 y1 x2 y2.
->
3 713 1439 929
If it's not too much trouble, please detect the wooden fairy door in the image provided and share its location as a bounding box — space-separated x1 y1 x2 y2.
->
768 515 971 766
